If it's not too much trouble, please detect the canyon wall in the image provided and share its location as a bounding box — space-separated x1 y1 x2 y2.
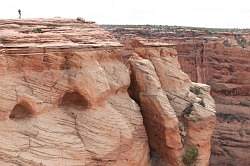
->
177 41 250 166
103 25 250 165
0 19 150 166
125 40 216 166
0 19 216 165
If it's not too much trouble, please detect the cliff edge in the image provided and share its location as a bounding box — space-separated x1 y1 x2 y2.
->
0 19 215 166
103 25 250 165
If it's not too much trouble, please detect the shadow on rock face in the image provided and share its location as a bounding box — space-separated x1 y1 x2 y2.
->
9 103 33 120
60 91 89 109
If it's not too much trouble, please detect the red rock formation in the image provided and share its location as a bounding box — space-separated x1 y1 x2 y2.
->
103 25 250 165
125 39 216 166
177 41 250 166
0 20 216 166
0 19 149 166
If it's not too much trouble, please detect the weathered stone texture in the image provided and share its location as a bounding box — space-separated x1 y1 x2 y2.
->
126 40 215 166
0 20 216 166
103 25 250 165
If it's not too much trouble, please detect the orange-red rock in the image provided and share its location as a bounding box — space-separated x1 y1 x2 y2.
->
177 41 250 166
125 39 216 166
0 19 149 166
0 20 216 166
103 25 250 165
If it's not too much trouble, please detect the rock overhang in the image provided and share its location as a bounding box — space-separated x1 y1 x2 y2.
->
0 19 216 166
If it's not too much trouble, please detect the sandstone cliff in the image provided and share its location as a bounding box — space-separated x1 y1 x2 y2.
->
0 19 215 166
0 19 149 166
177 41 250 166
103 25 250 165
125 39 216 166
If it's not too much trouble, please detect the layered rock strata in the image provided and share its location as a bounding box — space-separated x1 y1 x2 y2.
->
124 39 216 166
176 41 250 166
103 25 250 165
0 19 149 166
0 19 216 166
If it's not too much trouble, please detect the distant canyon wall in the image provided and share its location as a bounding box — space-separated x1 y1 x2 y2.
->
103 24 250 165
177 41 250 166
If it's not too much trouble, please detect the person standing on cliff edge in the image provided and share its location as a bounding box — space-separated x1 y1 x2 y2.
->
18 9 21 19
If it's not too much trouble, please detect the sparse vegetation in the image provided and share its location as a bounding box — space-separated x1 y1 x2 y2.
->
102 24 250 34
217 112 249 123
20 30 30 34
205 29 213 36
183 146 198 166
198 99 205 107
76 17 86 22
182 103 193 117
32 28 43 33
235 34 247 48
190 86 202 95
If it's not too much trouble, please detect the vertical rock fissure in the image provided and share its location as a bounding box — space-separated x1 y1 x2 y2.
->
128 54 184 166
126 43 216 166
72 113 86 148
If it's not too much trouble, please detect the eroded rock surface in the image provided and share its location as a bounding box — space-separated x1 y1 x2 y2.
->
0 19 149 166
0 19 216 166
177 41 250 166
125 40 216 166
103 25 250 165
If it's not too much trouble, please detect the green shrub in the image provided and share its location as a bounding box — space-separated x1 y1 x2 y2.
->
32 28 43 33
183 146 198 166
190 86 202 95
76 17 85 22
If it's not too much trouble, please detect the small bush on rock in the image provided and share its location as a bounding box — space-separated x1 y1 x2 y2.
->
190 86 202 95
32 28 43 33
183 146 198 166
76 17 86 22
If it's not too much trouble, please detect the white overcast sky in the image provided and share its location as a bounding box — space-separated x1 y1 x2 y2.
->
0 0 250 28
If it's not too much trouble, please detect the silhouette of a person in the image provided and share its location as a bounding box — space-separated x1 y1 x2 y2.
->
18 9 21 19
